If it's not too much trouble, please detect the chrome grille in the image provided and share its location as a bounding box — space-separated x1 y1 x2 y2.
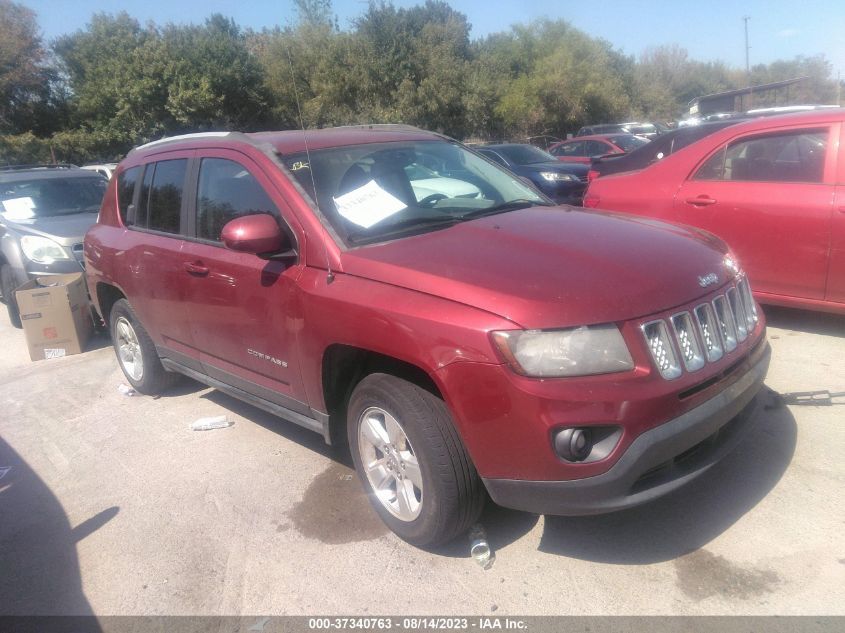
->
727 287 748 341
713 295 738 353
670 312 704 371
642 320 682 380
71 243 85 269
737 276 758 330
642 277 757 380
693 303 723 362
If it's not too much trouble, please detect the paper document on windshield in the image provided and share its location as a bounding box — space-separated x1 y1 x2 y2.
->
333 180 406 229
1 197 36 220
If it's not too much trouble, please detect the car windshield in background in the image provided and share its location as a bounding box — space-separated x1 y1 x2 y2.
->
611 135 650 152
282 140 548 246
0 176 106 219
494 145 558 165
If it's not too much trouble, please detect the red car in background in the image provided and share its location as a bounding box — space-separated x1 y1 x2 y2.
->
548 134 649 164
584 110 845 315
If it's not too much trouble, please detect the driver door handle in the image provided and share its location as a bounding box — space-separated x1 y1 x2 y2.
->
685 196 717 207
183 261 209 276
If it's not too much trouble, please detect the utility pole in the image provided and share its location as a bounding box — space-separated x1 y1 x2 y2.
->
743 16 752 110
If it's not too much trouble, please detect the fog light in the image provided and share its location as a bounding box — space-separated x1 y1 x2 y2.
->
554 428 593 462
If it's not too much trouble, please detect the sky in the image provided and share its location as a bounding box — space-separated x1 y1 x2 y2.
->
22 0 845 78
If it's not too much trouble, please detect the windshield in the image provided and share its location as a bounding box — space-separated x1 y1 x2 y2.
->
0 176 107 219
282 140 548 246
494 145 557 165
611 135 650 152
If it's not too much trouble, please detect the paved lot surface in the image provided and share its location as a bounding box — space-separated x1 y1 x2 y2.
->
0 306 843 616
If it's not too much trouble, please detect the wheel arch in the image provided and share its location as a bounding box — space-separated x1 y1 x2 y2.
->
321 343 444 445
95 282 127 325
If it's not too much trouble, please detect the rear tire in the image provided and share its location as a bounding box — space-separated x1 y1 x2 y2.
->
109 298 179 395
0 265 22 329
347 373 485 546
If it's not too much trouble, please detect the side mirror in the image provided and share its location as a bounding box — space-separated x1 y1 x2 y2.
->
221 214 290 257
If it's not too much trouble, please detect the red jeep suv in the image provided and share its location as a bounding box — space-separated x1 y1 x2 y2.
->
85 126 770 546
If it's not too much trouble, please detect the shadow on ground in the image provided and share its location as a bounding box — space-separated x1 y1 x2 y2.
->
538 399 797 563
763 305 844 337
0 436 113 619
200 389 540 552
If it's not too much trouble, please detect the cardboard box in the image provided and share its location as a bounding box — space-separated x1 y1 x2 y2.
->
15 272 93 362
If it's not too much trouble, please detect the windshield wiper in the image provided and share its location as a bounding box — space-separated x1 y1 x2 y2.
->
347 215 460 244
458 199 551 220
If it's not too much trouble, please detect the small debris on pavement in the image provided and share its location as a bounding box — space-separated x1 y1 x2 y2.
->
469 523 495 570
190 415 233 431
117 383 136 397
0 466 11 481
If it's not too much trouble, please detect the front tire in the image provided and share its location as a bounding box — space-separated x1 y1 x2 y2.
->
347 373 485 546
0 265 22 328
109 298 179 395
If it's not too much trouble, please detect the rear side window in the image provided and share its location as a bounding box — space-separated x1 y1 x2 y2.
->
694 128 827 183
196 158 279 242
147 159 187 233
116 166 140 225
554 142 584 157
585 141 609 156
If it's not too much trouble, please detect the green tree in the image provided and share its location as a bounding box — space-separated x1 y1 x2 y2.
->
0 0 62 134
633 45 736 120
477 20 633 138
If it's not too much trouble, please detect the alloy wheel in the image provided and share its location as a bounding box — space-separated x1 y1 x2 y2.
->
357 406 423 521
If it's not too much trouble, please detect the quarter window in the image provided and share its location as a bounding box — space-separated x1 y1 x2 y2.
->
147 159 187 234
116 166 140 225
694 129 827 183
135 164 154 228
196 158 280 242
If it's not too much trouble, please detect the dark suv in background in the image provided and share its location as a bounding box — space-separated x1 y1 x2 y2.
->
0 165 107 326
475 143 588 204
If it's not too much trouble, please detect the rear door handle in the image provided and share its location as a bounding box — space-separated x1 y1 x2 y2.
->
685 196 717 207
183 261 209 276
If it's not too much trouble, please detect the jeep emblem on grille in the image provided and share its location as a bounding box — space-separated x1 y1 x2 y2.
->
698 273 719 287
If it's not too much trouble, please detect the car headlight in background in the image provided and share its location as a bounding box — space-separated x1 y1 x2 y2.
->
539 172 578 182
20 235 70 264
491 325 634 377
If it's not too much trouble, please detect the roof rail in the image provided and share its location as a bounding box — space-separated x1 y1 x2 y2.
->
329 123 425 132
130 131 239 154
0 163 79 171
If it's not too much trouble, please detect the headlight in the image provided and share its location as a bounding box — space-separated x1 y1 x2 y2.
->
20 236 71 264
540 171 578 182
491 325 634 377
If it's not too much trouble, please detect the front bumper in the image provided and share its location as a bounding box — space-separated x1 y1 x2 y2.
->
545 182 586 206
482 341 770 515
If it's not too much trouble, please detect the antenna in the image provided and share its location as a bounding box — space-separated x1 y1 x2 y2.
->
286 47 335 285
743 15 752 109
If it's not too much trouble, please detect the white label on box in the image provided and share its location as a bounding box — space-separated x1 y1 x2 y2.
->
333 180 406 229
1 197 36 220
44 348 67 359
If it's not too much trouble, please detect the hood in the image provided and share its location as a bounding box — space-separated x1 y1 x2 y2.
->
2 212 98 245
342 207 731 329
